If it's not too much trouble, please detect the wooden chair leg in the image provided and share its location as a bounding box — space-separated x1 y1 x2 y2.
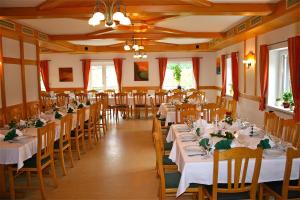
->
59 150 67 176
37 170 46 200
67 145 74 168
8 167 15 200
75 138 81 160
26 171 31 187
49 160 58 188
81 135 86 152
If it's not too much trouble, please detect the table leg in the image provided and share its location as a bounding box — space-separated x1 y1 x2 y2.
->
0 164 8 198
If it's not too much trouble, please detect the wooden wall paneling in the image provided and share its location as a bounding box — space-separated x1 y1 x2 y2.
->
0 33 7 124
36 40 41 105
19 38 27 118
6 103 24 122
243 40 247 93
254 36 258 96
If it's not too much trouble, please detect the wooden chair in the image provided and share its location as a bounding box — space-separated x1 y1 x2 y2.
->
264 112 280 136
180 110 198 123
6 106 23 123
84 103 98 147
8 122 58 200
188 93 205 105
172 89 182 93
155 92 168 107
216 95 222 107
167 93 183 103
175 103 196 124
154 117 173 154
104 89 115 96
202 103 219 123
75 93 88 103
56 93 69 107
133 92 148 118
115 92 130 120
95 100 107 136
70 108 86 160
96 92 115 119
226 99 237 119
259 148 300 200
202 147 263 200
153 131 201 200
27 102 40 119
41 92 52 112
211 107 227 122
54 114 74 176
278 119 299 146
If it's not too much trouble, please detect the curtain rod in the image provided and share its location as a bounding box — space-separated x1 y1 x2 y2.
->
155 57 203 59
267 40 287 47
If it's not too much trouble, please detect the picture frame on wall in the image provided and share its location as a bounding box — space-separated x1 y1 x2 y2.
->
216 57 221 75
59 68 73 82
134 61 149 81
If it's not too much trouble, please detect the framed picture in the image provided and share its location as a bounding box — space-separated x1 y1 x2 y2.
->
216 57 221 75
59 68 73 82
134 61 149 81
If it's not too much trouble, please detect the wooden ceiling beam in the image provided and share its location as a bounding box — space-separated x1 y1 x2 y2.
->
49 32 224 41
37 0 67 10
179 0 213 7
0 3 275 19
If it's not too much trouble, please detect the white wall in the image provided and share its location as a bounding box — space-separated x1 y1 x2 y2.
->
41 51 218 102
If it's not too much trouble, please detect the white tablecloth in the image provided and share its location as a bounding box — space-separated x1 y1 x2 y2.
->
167 124 300 197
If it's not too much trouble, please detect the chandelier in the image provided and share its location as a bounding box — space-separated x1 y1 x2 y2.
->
124 37 144 51
88 0 131 28
133 51 148 59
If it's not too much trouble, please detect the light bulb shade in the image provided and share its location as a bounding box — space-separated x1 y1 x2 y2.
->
120 16 131 25
105 21 116 28
142 54 147 59
132 44 139 51
88 17 100 26
139 45 144 50
124 45 131 51
93 12 105 21
113 11 125 21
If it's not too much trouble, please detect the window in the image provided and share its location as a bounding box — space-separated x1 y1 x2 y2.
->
226 57 233 96
88 62 118 91
40 74 46 91
162 60 196 90
268 47 292 110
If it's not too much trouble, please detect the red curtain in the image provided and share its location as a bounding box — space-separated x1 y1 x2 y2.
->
221 55 227 96
259 45 269 111
40 60 50 92
158 57 168 88
192 57 200 89
81 59 91 91
288 36 300 122
113 58 123 91
231 52 239 101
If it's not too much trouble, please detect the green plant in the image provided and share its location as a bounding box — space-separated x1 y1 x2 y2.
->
282 91 292 103
171 64 182 85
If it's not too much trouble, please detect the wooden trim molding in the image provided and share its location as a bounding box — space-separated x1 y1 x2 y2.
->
49 87 84 93
36 40 41 105
19 38 27 118
239 92 260 102
199 86 222 90
254 36 258 96
0 33 7 124
2 57 36 65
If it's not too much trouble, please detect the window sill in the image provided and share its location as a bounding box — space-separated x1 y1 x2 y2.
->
267 104 294 115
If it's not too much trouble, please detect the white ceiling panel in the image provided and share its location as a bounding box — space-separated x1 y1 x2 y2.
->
69 39 123 46
0 0 45 7
155 15 247 32
17 18 106 35
157 38 210 45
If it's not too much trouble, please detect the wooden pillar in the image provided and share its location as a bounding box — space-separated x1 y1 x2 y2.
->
19 38 27 119
0 33 7 125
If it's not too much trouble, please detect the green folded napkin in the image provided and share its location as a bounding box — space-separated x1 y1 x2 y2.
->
78 103 84 109
224 116 233 125
35 119 44 128
199 138 211 151
4 129 18 141
8 121 17 129
196 128 201 136
257 139 271 149
86 100 91 106
67 107 74 113
215 139 232 150
55 111 62 119
210 131 234 140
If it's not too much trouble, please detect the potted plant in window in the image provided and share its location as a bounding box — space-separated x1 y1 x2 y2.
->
282 91 292 108
275 98 282 106
171 64 182 89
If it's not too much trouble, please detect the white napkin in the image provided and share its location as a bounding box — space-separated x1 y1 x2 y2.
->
19 120 26 126
0 134 4 141
16 129 23 136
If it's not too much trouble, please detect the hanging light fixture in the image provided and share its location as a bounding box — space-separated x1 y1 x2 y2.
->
133 51 148 60
88 0 131 28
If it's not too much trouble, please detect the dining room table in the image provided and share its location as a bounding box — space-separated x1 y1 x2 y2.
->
166 120 300 197
0 105 90 198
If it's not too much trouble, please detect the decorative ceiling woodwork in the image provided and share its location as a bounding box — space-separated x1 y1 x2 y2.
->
0 0 297 54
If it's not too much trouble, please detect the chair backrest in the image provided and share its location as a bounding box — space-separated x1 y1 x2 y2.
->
36 122 56 168
188 93 205 104
281 148 300 199
59 114 72 148
133 92 147 105
167 93 183 103
202 103 219 123
154 92 168 105
87 104 97 128
212 147 263 199
75 108 85 137
104 89 115 96
95 93 109 108
41 92 52 111
180 110 198 123
175 103 197 124
75 93 88 103
264 112 280 136
211 107 227 122
227 99 237 119
28 102 40 119
216 95 222 106
278 119 298 145
7 106 23 123
56 93 69 107
115 93 128 105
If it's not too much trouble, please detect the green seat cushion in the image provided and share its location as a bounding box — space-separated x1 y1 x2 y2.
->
164 142 173 151
165 172 199 189
163 155 175 165
205 184 250 200
54 140 69 149
264 180 300 199
23 154 51 168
